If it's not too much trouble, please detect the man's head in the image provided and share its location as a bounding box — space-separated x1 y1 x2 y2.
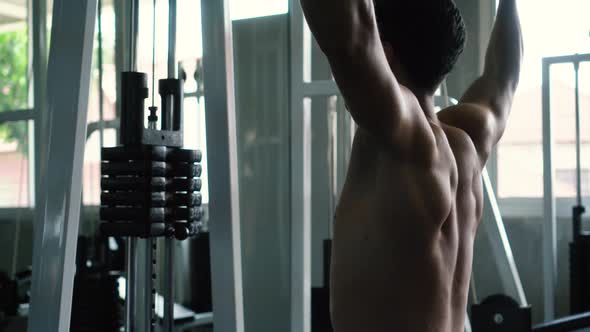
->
375 0 466 93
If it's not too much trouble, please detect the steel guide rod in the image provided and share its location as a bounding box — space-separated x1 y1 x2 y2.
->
164 0 178 330
574 61 582 208
125 238 137 332
125 0 140 331
146 238 155 331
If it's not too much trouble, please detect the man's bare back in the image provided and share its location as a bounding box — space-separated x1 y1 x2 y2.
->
300 0 523 331
332 111 483 332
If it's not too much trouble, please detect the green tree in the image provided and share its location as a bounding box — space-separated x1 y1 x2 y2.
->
0 28 29 153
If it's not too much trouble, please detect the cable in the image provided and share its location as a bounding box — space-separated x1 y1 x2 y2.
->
151 0 157 108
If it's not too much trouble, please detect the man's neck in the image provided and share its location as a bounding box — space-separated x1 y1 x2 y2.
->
414 92 438 121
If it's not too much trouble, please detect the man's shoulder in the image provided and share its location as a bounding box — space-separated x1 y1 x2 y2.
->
436 113 482 168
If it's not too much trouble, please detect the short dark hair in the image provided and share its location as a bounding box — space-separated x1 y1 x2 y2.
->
375 0 466 92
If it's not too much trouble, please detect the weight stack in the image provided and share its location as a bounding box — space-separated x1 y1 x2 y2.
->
570 235 590 314
100 146 203 240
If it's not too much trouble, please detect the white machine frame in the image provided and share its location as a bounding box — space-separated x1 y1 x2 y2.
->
29 0 245 331
542 53 590 321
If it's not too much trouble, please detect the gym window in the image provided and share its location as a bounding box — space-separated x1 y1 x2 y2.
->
230 0 288 21
497 0 590 215
0 2 33 208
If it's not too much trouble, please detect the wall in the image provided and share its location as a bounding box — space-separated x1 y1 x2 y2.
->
232 14 291 332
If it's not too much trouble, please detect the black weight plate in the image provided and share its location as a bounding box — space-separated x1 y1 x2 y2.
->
101 192 166 206
101 177 167 191
167 178 201 191
102 161 168 176
169 193 201 207
101 146 167 162
100 207 165 222
169 163 201 177
100 222 167 238
166 207 202 221
168 149 202 163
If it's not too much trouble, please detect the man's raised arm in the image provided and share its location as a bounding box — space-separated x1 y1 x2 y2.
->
445 0 523 165
299 0 432 151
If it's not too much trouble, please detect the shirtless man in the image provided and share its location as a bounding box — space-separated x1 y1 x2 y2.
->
300 0 523 331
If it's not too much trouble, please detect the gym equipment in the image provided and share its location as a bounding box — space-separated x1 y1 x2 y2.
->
100 0 203 330
568 59 590 315
543 53 590 319
30 0 244 331
471 294 590 332
471 52 590 332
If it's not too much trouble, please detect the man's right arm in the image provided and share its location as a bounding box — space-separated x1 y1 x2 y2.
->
299 0 434 153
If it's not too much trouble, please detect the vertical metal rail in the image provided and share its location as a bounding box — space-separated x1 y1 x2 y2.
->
574 61 582 208
168 0 177 77
125 239 137 331
130 0 139 72
97 0 105 148
145 239 155 331
201 0 245 331
573 61 583 243
164 0 178 330
28 0 98 331
542 57 557 321
31 0 48 210
289 0 312 331
125 1 141 330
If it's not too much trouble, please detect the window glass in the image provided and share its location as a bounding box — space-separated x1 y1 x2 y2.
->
0 2 29 112
0 121 31 207
230 0 288 21
83 129 117 206
497 0 590 198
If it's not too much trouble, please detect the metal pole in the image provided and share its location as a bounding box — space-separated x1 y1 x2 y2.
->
130 0 139 71
125 1 140 330
163 1 178 330
574 61 582 208
289 0 312 330
163 238 174 331
542 58 557 321
125 238 137 332
201 0 245 330
98 0 105 148
146 239 155 331
28 0 98 330
168 0 177 78
32 0 48 209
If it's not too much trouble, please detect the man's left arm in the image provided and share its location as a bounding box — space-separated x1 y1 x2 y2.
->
439 0 523 167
